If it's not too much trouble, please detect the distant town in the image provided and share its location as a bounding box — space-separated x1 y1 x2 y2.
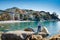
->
0 7 60 21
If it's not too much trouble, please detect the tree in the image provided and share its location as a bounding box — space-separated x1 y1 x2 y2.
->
51 12 58 19
1 13 11 21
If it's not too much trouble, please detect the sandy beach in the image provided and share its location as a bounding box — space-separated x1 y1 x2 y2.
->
0 21 35 24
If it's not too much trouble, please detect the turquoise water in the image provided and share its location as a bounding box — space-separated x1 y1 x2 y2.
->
0 21 60 36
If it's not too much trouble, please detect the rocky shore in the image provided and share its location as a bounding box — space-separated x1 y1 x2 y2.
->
0 27 60 40
1 30 48 40
49 34 60 40
0 28 48 40
0 31 60 40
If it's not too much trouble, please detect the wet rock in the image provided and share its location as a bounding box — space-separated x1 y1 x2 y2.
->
24 28 34 32
41 27 50 35
1 34 43 40
1 33 29 40
1 30 50 40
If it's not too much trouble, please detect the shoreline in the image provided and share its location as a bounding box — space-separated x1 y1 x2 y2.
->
0 20 35 24
0 30 60 40
0 20 59 23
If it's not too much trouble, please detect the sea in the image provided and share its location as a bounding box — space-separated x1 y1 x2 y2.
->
0 21 60 37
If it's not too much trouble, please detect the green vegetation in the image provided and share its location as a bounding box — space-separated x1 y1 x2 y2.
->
0 7 60 21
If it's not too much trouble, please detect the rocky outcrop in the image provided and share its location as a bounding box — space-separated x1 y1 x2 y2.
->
1 26 50 40
1 33 43 40
1 30 50 40
1 30 33 40
49 34 60 40
30 35 42 40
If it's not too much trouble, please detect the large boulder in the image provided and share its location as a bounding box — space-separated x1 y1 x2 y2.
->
1 33 30 40
1 30 49 40
49 34 60 40
30 35 42 40
41 27 50 34
38 32 49 38
1 30 34 40
1 33 43 40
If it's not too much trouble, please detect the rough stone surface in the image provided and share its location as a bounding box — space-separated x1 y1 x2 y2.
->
31 35 42 40
24 28 34 32
49 34 60 40
1 33 31 40
1 30 49 40
1 33 43 40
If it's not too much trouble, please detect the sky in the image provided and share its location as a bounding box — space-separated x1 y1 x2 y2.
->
0 0 60 18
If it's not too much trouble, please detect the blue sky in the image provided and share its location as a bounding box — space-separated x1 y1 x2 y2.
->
0 0 60 18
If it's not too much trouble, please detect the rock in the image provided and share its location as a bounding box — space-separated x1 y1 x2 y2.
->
1 33 29 40
1 30 34 40
30 35 42 40
49 34 60 40
41 27 50 34
41 27 49 38
1 32 49 40
1 30 50 40
1 33 21 40
34 32 49 38
24 28 34 32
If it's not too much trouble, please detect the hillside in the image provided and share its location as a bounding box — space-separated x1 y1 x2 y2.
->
0 7 60 21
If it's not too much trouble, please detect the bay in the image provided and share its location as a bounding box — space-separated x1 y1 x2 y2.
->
0 21 60 36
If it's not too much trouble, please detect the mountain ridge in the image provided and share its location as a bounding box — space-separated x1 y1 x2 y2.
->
0 7 60 21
